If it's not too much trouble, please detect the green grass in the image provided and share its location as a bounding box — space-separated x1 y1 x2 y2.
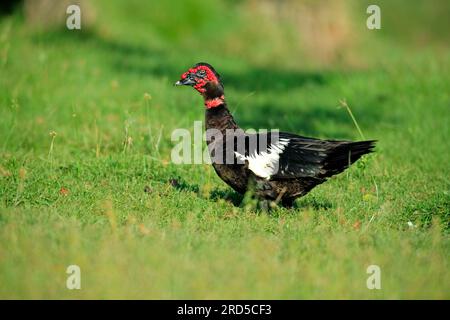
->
0 0 449 299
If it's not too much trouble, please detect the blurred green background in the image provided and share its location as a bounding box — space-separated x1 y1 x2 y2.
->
0 0 449 299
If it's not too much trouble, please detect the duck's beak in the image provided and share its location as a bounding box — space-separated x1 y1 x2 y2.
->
174 78 196 86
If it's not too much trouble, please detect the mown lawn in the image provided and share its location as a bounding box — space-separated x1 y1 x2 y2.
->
0 0 449 299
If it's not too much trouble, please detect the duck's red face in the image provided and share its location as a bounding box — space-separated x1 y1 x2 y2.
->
175 63 220 94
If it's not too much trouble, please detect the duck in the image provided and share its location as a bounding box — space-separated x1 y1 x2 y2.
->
175 62 376 208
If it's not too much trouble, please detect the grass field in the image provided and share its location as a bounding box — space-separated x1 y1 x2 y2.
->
0 0 449 299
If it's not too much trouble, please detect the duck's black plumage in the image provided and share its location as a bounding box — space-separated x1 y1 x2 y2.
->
176 63 376 207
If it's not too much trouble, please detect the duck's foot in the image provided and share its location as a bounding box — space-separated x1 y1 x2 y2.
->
239 198 273 212
258 200 271 212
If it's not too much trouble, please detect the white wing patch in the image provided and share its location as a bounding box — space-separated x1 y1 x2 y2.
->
235 138 290 179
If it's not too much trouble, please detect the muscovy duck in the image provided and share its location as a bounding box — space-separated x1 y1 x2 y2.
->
175 63 375 207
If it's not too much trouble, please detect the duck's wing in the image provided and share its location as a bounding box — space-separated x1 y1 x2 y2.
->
231 131 376 180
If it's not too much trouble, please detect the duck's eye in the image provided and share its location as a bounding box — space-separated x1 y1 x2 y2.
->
197 70 206 77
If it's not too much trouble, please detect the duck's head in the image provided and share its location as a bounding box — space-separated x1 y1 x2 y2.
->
175 63 225 109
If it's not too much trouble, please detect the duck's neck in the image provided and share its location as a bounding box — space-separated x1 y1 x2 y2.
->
200 82 238 134
204 95 225 109
205 104 239 135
